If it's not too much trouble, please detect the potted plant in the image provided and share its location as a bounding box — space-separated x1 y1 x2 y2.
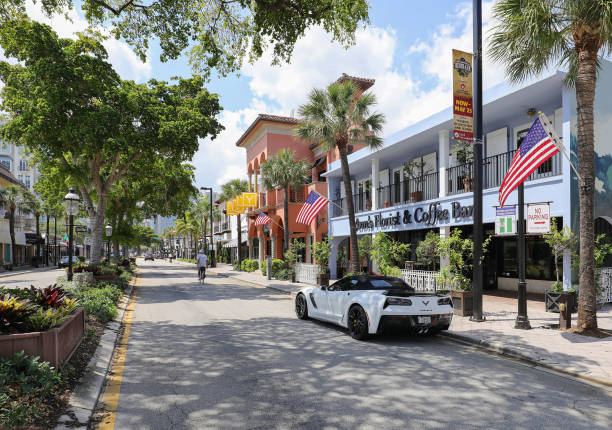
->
543 219 577 313
453 141 473 192
284 239 305 283
312 236 332 286
403 159 427 202
594 234 612 307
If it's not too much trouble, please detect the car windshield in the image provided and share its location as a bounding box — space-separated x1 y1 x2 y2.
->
350 276 414 290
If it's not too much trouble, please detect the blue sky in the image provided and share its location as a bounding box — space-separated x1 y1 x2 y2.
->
27 0 509 191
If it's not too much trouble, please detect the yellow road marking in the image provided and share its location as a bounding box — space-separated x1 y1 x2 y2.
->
97 274 139 430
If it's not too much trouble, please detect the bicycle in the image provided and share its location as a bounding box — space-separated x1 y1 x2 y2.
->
198 266 206 284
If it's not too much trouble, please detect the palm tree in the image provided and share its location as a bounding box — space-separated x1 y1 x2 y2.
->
0 185 27 267
489 1 612 330
23 190 42 267
219 179 249 266
260 149 310 256
192 193 221 248
296 80 385 272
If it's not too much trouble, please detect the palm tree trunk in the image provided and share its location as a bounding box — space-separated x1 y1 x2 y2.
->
575 43 598 330
339 146 360 273
35 214 40 267
9 211 15 267
283 187 289 257
46 215 50 266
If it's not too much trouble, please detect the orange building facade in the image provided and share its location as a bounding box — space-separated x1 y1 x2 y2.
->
236 74 374 265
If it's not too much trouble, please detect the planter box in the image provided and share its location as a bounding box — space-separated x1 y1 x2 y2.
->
0 307 85 369
451 290 473 317
410 191 423 202
545 290 577 313
317 273 330 287
463 177 473 192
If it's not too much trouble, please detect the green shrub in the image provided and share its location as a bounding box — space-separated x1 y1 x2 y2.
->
233 260 241 271
0 294 34 333
73 283 123 322
26 307 73 331
241 259 258 272
260 260 266 276
271 259 286 278
276 268 290 280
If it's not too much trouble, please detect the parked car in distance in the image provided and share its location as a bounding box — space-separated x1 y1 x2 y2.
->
58 256 80 268
295 275 453 340
144 254 155 261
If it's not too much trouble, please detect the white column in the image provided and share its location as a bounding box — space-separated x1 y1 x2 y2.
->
439 130 450 198
440 226 450 269
371 158 379 210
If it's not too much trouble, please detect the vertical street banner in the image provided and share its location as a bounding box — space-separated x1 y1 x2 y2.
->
452 49 474 142
527 203 551 234
495 206 516 235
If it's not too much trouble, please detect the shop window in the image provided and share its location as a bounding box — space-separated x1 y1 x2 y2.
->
498 236 554 280
0 156 11 171
19 160 28 171
25 176 31 189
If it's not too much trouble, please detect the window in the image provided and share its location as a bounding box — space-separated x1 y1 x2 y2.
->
19 160 28 171
0 141 10 154
0 156 11 171
25 176 30 189
18 175 23 182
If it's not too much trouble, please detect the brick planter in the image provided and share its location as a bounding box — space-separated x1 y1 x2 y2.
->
0 308 85 369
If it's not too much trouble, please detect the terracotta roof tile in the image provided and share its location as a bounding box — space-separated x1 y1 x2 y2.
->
235 114 300 147
336 73 375 90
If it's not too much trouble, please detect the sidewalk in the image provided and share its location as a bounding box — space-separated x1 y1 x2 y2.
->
213 262 612 386
0 264 60 279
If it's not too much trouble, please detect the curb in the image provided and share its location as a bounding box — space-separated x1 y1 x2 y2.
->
0 266 61 279
212 270 298 296
54 272 139 429
439 331 612 388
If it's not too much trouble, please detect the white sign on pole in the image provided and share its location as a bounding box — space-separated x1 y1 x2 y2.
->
495 206 516 235
527 203 551 234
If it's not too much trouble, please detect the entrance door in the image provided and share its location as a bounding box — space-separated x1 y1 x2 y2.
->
327 278 355 323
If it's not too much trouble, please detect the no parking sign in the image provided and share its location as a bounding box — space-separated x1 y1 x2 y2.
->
527 203 551 234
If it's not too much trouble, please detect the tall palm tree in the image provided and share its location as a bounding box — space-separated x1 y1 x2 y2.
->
192 193 221 247
489 1 612 330
0 185 27 267
23 190 42 267
260 149 310 256
296 80 385 272
219 179 249 266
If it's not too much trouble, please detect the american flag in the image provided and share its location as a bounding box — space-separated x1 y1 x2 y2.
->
296 191 329 225
255 212 271 226
499 117 559 207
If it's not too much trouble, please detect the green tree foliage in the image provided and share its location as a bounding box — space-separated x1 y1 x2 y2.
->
260 149 310 255
0 185 29 266
2 0 369 77
371 232 410 276
312 235 332 274
297 80 385 272
543 218 577 290
489 0 612 329
219 179 249 265
416 230 440 271
0 20 223 263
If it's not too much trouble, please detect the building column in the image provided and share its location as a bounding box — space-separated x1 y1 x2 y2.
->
438 130 450 198
371 158 379 210
255 169 259 193
259 235 265 262
440 226 451 269
248 174 253 192
248 238 254 259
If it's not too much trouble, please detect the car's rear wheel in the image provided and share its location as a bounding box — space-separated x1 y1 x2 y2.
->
295 294 309 320
347 305 369 340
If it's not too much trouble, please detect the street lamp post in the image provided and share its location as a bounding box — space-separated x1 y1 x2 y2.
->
63 189 80 281
105 224 113 261
200 187 214 266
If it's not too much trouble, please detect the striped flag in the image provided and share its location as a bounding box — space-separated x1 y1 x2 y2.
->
296 191 329 225
255 212 271 226
499 117 559 207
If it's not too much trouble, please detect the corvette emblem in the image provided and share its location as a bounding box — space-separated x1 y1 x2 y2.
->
423 300 429 306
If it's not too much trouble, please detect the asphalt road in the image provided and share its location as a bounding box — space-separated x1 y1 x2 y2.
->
0 266 65 289
108 261 612 430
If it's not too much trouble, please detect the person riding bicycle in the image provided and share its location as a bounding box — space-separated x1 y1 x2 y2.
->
196 250 208 281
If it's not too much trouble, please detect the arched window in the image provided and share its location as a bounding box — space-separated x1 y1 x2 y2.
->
0 141 11 154
0 156 11 171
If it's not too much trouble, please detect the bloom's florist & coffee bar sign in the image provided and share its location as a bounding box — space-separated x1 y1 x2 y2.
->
355 201 474 232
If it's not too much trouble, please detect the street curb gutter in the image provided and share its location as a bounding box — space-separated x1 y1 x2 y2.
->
210 270 296 296
54 273 139 430
439 331 612 389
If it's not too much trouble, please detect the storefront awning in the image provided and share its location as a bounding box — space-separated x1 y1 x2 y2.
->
26 233 44 244
15 232 26 246
0 229 10 245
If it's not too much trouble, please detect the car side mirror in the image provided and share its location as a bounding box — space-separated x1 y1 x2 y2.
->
320 285 326 291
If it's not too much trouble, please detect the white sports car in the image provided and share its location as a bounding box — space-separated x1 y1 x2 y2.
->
295 275 453 340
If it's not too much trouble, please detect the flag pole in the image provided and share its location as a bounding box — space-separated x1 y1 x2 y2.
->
538 112 582 183
312 189 343 213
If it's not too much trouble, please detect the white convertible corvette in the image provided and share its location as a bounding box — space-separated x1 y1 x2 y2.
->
295 275 453 340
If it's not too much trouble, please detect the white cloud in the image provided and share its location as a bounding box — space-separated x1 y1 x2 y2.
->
24 1 151 82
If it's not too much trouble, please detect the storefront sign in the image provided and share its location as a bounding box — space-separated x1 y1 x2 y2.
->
495 206 516 235
527 203 551 234
452 49 473 142
355 201 473 232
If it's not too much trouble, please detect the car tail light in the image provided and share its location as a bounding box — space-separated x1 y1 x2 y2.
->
384 297 412 308
438 297 452 307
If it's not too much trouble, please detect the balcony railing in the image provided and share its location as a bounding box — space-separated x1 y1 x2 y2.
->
377 171 439 208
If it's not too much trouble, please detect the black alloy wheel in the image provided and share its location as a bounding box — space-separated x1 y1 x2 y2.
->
295 294 309 320
347 305 369 340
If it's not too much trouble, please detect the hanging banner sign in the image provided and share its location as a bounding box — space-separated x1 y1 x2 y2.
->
495 206 516 235
452 49 474 142
226 201 239 215
527 203 551 234
242 192 258 207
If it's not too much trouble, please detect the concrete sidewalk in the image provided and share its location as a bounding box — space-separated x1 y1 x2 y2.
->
212 262 612 387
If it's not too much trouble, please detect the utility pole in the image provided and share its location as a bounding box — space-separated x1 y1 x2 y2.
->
471 0 485 321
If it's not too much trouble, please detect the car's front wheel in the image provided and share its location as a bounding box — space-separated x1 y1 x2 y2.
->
295 294 309 320
347 305 369 340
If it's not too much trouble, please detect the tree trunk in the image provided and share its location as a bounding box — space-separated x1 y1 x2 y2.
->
339 146 360 273
575 44 598 330
113 241 120 260
89 211 107 263
35 214 40 267
46 215 50 266
283 186 289 257
9 211 15 267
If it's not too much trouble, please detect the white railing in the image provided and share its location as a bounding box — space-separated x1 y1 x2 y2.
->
295 263 319 285
598 267 612 304
401 269 443 292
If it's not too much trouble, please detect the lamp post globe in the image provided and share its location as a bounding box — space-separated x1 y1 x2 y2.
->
105 224 113 237
105 224 113 260
63 189 80 281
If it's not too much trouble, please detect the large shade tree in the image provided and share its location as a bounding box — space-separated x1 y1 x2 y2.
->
0 19 223 263
2 0 369 77
260 148 310 255
219 179 249 266
489 0 612 330
296 80 384 272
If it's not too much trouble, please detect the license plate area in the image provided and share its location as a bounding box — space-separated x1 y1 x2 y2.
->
417 316 431 324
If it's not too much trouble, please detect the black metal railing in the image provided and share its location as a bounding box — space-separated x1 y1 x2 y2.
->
377 171 439 208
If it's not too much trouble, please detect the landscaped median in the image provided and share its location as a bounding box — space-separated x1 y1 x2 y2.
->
0 259 137 429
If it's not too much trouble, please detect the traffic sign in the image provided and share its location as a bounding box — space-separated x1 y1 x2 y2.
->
527 203 551 234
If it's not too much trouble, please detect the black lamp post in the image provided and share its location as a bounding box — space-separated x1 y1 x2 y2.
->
63 189 80 281
200 187 214 266
105 224 113 261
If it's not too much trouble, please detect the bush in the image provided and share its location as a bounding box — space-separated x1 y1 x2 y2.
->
276 268 290 280
0 352 62 428
73 282 123 322
233 260 241 271
270 259 286 278
241 259 258 272
261 260 266 276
